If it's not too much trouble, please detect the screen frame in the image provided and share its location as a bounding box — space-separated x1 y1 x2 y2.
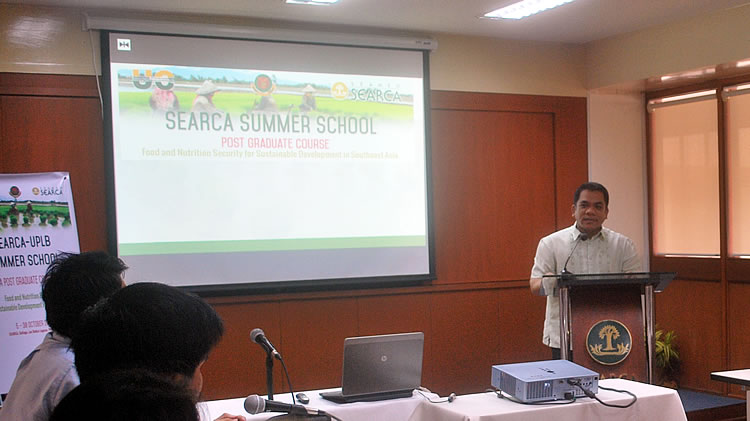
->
100 29 436 296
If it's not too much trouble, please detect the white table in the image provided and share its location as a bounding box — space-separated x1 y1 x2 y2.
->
710 368 750 419
199 389 435 421
406 379 687 421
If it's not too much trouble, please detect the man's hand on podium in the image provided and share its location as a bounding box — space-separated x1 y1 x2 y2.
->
530 273 555 296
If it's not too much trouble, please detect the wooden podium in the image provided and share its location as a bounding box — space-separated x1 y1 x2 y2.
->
543 272 675 383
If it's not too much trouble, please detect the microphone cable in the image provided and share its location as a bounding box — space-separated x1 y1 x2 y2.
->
280 359 347 421
416 387 456 403
278 355 346 421
277 355 297 405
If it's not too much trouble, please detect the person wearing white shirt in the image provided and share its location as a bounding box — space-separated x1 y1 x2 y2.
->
0 252 126 421
529 182 641 359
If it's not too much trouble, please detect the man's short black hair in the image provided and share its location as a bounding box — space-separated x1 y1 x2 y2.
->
573 182 609 207
50 369 199 421
41 251 127 338
72 282 224 383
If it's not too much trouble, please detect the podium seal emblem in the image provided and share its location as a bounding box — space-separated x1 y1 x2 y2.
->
586 319 631 365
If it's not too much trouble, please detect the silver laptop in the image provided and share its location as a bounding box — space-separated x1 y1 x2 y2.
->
320 332 424 403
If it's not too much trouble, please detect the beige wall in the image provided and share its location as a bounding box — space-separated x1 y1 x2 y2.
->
588 92 649 269
0 5 98 75
7 2 749 93
0 3 589 97
431 33 586 96
586 3 750 90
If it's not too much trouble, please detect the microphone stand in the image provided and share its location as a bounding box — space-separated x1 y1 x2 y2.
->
265 352 274 400
559 233 587 361
561 233 587 283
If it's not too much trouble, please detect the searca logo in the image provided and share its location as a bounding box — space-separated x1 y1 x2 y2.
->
32 186 63 196
132 69 175 90
350 86 403 103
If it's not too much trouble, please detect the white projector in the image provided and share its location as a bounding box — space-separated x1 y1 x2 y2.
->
491 360 599 403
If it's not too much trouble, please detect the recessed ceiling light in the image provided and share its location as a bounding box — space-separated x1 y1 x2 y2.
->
483 0 576 20
286 0 339 5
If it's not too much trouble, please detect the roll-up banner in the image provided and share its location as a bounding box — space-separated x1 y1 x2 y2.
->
0 172 80 394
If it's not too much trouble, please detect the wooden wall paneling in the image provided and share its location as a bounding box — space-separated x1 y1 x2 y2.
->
551 98 589 229
727 282 750 397
430 109 556 283
0 78 107 252
650 256 722 281
430 91 588 232
654 279 724 393
356 294 433 387
570 286 647 381
428 289 500 395
0 73 100 97
202 300 281 400
727 258 750 282
277 297 359 392
497 286 549 363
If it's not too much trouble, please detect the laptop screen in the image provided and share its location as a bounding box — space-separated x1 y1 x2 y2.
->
341 332 424 396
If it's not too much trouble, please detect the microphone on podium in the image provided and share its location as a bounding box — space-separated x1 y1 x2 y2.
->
243 394 327 416
561 233 587 277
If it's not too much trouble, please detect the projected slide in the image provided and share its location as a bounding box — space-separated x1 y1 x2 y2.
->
106 32 433 289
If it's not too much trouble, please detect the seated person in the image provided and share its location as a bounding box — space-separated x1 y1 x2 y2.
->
70 282 245 421
0 252 127 421
49 369 199 421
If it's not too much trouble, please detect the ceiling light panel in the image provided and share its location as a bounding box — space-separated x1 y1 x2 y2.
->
285 0 339 5
484 0 576 20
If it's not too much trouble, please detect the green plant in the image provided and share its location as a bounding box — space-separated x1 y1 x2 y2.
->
655 328 680 386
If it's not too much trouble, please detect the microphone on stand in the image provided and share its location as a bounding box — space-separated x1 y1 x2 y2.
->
251 328 281 360
561 233 587 279
244 394 327 417
250 328 283 400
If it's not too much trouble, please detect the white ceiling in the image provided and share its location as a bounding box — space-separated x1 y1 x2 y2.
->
8 0 750 44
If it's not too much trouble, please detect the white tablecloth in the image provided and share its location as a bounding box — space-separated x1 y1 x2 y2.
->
199 389 434 421
200 380 686 421
710 368 750 419
406 379 687 421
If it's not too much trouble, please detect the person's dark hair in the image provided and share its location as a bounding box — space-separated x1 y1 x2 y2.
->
573 182 609 207
72 282 224 383
41 251 127 338
49 369 199 421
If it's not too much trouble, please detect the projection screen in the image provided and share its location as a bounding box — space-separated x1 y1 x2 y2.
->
102 30 435 293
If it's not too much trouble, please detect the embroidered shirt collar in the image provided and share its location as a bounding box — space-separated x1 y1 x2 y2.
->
569 224 606 241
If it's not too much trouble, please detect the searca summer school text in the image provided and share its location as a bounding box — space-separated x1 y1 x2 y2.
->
165 112 377 135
